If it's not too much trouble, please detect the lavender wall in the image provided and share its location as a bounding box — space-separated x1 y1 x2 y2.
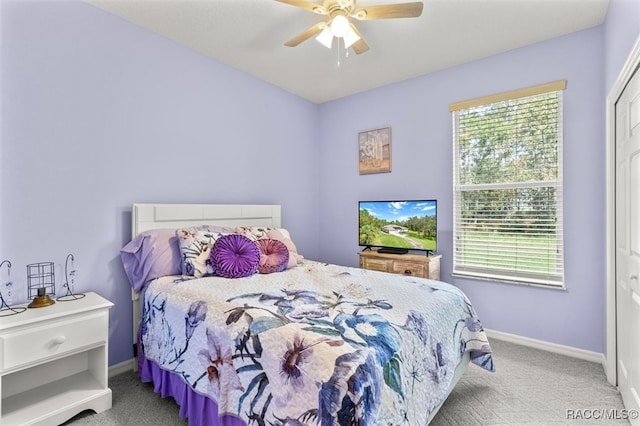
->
2 0 636 368
0 0 4 266
605 0 640 91
317 27 606 353
1 1 320 366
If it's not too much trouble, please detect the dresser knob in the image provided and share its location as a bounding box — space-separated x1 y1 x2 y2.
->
404 269 412 275
53 335 66 345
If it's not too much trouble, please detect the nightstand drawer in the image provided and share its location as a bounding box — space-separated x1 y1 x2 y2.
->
391 261 426 277
1 312 107 371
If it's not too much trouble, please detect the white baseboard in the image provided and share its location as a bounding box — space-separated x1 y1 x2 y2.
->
485 329 606 368
109 358 135 378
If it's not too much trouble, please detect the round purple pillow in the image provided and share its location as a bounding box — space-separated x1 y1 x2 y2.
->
210 234 260 278
255 239 290 274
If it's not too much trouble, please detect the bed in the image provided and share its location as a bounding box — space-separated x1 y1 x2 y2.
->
121 203 494 426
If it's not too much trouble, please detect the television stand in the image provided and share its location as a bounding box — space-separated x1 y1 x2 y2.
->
359 251 441 280
377 247 409 255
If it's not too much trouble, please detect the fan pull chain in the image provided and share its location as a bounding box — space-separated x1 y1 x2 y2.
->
337 39 341 67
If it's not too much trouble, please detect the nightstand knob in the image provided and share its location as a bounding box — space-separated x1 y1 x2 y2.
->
404 269 412 275
53 335 67 345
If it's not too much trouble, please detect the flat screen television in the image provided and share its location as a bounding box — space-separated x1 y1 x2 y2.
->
359 199 437 255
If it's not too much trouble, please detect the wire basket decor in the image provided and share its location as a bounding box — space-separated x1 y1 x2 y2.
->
27 262 56 299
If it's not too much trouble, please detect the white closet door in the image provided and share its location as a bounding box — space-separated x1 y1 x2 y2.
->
616 64 640 425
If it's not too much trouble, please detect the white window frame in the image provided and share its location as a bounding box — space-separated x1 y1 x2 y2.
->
451 80 566 288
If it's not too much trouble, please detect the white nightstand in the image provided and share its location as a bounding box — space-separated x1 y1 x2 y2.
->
0 292 113 425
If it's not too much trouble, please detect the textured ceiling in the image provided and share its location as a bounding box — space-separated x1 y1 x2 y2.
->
86 0 610 103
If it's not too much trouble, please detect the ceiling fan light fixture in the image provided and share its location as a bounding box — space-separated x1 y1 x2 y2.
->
330 14 350 38
279 0 424 55
343 27 360 48
316 26 334 48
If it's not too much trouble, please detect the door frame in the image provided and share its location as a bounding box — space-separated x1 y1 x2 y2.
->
606 33 640 386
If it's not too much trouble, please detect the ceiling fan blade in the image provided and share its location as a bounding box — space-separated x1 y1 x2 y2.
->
284 22 326 47
349 24 370 54
275 0 328 15
351 2 423 20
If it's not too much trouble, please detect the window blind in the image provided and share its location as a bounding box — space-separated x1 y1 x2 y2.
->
452 81 565 288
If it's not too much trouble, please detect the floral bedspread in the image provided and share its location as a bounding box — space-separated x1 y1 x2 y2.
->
140 260 494 425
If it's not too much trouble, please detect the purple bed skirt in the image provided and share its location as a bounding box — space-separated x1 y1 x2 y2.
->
138 352 247 426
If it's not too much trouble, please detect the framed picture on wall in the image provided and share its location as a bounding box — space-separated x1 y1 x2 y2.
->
358 127 392 175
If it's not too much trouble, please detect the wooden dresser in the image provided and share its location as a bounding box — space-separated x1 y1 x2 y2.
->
359 250 441 280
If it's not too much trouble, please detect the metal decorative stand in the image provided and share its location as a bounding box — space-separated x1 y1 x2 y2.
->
0 260 26 316
57 254 85 302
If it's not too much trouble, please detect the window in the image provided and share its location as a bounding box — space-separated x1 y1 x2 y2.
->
451 80 566 288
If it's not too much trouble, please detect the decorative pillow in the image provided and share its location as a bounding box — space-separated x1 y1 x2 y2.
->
120 229 183 292
176 228 231 277
235 226 273 241
266 229 304 268
235 226 304 268
255 239 290 274
210 234 260 278
189 224 236 234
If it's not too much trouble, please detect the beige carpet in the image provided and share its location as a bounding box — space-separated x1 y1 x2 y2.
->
64 338 629 425
432 339 628 425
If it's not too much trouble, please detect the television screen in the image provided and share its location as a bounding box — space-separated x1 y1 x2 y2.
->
359 200 437 254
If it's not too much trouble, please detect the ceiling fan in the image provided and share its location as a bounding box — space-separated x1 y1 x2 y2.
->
276 0 424 54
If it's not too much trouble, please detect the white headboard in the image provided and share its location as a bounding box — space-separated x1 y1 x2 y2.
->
132 203 282 238
129 203 282 368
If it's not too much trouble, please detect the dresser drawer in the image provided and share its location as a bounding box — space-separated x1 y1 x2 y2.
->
1 312 107 371
362 258 389 272
390 260 426 278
